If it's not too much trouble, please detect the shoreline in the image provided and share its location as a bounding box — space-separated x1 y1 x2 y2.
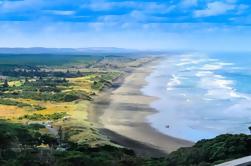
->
88 59 193 156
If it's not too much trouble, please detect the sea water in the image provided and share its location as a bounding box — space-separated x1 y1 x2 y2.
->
142 52 251 142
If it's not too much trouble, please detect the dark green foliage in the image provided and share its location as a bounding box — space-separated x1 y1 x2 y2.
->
27 123 45 130
165 134 251 166
1 69 85 78
2 91 89 102
0 120 42 149
0 99 45 111
0 54 102 66
91 73 119 91
0 99 30 107
54 145 143 166
41 134 58 147
33 105 46 111
16 78 68 92
0 148 52 166
0 120 57 166
1 77 91 102
0 120 144 166
63 94 80 102
2 120 251 166
20 112 67 120
3 79 9 88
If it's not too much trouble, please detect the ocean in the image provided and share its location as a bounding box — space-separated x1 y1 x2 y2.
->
142 52 251 142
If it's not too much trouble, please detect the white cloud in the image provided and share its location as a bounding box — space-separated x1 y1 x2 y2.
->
98 10 166 25
44 10 75 16
82 1 174 14
84 0 114 11
225 0 237 3
194 2 235 17
236 4 249 14
181 0 198 8
0 0 43 12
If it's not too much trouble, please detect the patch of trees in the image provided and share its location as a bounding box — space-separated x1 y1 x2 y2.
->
0 77 93 102
53 145 142 166
0 120 143 166
91 73 120 91
163 134 251 166
0 120 58 165
0 79 9 91
2 91 91 102
19 112 67 121
0 99 45 111
19 78 69 93
0 120 57 149
0 98 30 107
0 64 39 72
1 69 85 78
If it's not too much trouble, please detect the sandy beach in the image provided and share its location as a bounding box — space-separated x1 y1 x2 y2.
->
89 59 193 156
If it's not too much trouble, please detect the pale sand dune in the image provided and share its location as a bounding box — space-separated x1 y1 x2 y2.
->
89 60 193 156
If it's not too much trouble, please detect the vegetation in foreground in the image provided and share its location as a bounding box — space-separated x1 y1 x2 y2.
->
1 120 251 166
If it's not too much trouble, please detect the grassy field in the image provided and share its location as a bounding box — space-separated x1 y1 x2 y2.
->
0 53 154 147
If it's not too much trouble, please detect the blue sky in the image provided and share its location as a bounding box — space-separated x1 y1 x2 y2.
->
0 0 250 51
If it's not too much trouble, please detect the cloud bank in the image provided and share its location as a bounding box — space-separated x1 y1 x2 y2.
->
0 0 250 51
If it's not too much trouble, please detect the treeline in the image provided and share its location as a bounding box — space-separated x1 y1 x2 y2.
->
0 73 118 103
1 91 91 102
161 134 251 166
0 78 92 102
16 78 69 93
1 69 85 78
19 112 67 121
0 64 100 78
0 99 45 111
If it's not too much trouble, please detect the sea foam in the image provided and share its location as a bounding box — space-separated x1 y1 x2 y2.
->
142 52 251 141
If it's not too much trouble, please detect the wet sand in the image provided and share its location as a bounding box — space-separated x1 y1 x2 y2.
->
89 60 193 157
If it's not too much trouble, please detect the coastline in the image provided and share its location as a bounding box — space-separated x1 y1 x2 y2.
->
88 59 193 156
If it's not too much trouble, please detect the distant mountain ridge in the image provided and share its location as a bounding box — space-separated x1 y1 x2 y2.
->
0 47 138 54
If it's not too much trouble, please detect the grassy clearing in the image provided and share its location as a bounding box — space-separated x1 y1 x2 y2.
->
8 80 23 87
67 76 93 94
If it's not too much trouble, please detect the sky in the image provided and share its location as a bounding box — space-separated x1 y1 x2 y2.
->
0 0 250 51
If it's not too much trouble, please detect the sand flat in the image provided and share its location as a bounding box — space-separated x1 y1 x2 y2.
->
89 59 193 156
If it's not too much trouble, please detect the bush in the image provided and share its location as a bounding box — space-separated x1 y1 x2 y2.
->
63 94 79 102
28 123 45 130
